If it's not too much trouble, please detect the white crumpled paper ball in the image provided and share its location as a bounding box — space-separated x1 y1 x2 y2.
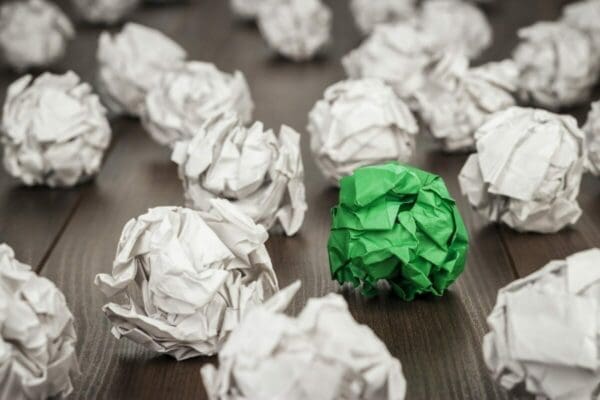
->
584 100 600 176
1 72 112 187
458 107 585 233
513 21 600 110
71 0 141 24
257 0 332 61
0 243 79 400
417 0 492 60
416 55 518 152
349 0 417 35
143 61 253 147
342 23 440 103
171 113 306 236
229 0 263 19
97 22 187 116
94 201 279 360
308 78 418 185
562 0 600 50
484 248 600 399
0 0 74 71
201 282 407 400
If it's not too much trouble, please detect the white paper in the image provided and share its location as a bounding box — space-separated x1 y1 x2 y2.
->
94 201 279 360
483 248 600 399
229 0 264 19
201 282 407 400
1 71 112 187
97 22 187 116
415 55 518 152
416 0 492 60
342 23 440 104
257 0 332 61
0 243 79 400
142 61 253 147
71 0 140 24
349 0 417 35
0 0 74 71
562 0 600 51
308 78 418 185
513 21 600 110
584 100 600 176
171 112 306 236
458 107 585 233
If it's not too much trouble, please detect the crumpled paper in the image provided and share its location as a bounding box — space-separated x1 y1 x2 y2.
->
71 0 141 24
513 21 600 110
171 113 306 236
201 281 407 400
342 22 440 103
417 0 492 60
257 0 332 61
94 201 279 360
584 100 600 176
483 248 600 399
349 0 417 35
142 61 253 147
1 71 112 187
0 243 79 400
229 0 263 19
328 162 469 301
97 22 187 116
415 55 518 152
0 0 74 71
562 0 600 51
459 107 585 233
307 78 418 185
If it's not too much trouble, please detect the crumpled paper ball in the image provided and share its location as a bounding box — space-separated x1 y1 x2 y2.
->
562 0 600 50
483 248 600 399
584 100 600 176
328 162 469 301
459 107 585 233
0 243 79 400
201 282 407 400
97 22 187 116
171 113 306 236
417 0 492 60
307 78 418 185
415 55 518 152
1 71 112 187
94 201 279 360
71 0 141 24
342 23 440 103
142 61 253 146
0 0 74 71
349 0 417 35
257 0 332 61
229 0 263 19
513 21 600 110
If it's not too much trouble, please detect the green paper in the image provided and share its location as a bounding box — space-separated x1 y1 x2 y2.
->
327 162 469 301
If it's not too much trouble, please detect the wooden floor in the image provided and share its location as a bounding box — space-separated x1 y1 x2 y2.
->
0 0 596 399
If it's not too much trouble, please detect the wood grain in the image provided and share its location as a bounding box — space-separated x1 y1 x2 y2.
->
0 1 591 399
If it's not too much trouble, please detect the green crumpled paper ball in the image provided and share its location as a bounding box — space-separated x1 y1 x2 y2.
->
327 162 469 301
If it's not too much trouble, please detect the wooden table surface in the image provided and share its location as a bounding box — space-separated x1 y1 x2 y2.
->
0 0 595 399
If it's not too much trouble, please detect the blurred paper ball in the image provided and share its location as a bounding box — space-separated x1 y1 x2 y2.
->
229 0 263 19
328 162 469 300
94 202 279 359
143 61 253 146
459 107 585 233
0 0 74 71
0 243 79 400
350 0 417 35
308 78 418 185
97 22 187 116
1 72 112 187
257 0 332 61
71 0 141 24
